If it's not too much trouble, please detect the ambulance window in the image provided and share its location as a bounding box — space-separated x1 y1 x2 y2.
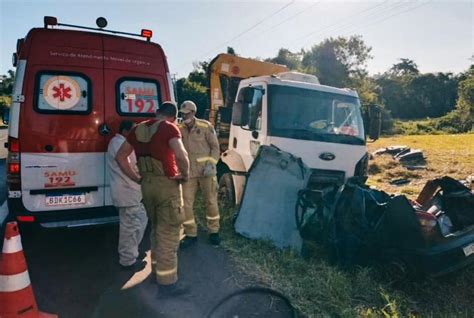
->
117 79 160 116
36 73 90 114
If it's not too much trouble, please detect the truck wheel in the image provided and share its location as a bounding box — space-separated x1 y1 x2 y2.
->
218 173 235 208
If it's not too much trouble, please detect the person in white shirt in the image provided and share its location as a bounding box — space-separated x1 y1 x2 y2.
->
107 120 148 269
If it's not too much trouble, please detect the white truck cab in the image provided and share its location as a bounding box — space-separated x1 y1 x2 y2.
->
219 72 370 204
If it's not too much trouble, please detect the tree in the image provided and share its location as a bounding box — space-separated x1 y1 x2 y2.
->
176 62 209 117
302 35 372 87
389 58 419 76
373 64 464 132
457 66 474 115
188 61 208 87
175 77 208 118
410 72 458 117
0 70 15 113
226 47 236 55
444 65 474 131
0 70 15 95
266 48 302 70
376 59 459 119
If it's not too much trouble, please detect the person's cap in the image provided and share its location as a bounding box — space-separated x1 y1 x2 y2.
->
157 101 178 117
180 101 197 114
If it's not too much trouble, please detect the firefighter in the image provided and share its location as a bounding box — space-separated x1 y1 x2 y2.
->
116 102 190 296
106 120 147 270
178 100 221 247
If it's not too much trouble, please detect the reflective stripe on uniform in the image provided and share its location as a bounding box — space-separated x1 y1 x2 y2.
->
156 267 177 277
0 271 31 292
196 121 209 129
3 235 22 254
183 219 196 225
206 215 220 220
196 157 218 165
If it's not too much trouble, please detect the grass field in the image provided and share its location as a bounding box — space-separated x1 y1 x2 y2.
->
196 134 474 317
366 134 473 198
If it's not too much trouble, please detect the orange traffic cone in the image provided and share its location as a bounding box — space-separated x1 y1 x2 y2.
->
0 222 57 318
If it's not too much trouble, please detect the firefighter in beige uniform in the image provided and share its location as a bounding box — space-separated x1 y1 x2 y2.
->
179 100 221 246
116 102 190 296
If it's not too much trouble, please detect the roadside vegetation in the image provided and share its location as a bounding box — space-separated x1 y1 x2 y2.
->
194 134 474 317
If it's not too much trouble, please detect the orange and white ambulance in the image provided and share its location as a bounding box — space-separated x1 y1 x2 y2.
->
4 17 174 228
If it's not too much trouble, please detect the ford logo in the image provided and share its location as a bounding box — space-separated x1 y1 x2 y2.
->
319 152 335 161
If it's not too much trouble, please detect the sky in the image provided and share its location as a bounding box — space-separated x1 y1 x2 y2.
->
0 0 473 79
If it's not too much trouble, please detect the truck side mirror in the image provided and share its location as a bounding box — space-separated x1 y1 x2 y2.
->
2 107 9 125
232 102 249 126
368 104 382 141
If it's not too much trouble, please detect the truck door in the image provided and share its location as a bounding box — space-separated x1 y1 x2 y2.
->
20 65 107 212
232 83 267 170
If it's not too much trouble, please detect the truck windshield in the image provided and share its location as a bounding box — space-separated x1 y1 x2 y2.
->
268 85 365 145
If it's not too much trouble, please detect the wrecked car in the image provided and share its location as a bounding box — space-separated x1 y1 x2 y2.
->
235 145 474 277
312 176 474 277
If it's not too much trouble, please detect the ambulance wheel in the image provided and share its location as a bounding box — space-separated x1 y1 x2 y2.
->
218 173 235 208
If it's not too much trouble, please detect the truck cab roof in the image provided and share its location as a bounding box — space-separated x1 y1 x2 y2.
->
240 71 359 98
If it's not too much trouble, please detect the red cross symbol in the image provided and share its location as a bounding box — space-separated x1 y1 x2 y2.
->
52 83 72 101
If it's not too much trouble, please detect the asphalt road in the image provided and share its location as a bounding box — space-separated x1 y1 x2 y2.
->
0 159 294 318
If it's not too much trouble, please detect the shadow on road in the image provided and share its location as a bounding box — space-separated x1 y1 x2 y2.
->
20 225 294 318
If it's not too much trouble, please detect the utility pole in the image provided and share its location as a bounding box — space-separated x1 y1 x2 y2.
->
171 73 178 102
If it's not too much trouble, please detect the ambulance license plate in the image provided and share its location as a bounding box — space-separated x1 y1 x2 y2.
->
45 193 86 206
463 243 474 257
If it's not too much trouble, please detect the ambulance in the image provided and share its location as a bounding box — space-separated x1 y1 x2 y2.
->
3 17 174 228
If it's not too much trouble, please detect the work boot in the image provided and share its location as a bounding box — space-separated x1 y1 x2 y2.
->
157 282 189 298
180 236 197 249
209 233 221 246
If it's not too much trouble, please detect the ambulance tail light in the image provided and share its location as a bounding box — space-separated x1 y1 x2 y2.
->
8 163 20 174
7 137 21 190
17 216 35 223
9 138 20 152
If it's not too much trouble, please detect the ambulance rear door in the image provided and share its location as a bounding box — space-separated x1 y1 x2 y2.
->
20 30 108 212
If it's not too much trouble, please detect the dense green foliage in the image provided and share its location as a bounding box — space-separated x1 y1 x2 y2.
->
0 70 14 110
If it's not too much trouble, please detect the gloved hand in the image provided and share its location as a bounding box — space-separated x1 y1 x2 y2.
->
203 162 216 177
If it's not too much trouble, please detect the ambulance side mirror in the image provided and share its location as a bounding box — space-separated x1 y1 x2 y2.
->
232 102 249 127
